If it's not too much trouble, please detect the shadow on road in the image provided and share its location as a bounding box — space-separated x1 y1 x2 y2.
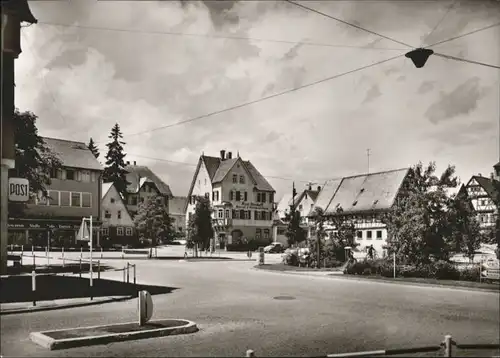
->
0 275 178 303
6 263 114 276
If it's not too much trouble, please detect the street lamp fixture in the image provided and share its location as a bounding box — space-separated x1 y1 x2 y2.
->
405 48 435 68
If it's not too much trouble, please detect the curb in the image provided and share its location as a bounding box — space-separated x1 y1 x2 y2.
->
253 267 500 293
30 319 199 350
0 296 133 315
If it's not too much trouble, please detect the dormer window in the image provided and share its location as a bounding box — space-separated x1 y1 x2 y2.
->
232 174 237 183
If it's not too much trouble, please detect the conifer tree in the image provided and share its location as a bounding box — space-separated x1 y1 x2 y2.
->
87 137 100 159
103 123 130 197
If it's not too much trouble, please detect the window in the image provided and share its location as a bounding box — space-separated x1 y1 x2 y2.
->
244 191 248 201
60 192 70 207
255 211 260 220
66 169 75 180
48 190 59 206
243 211 250 219
216 191 219 201
218 210 223 218
111 198 116 203
91 171 97 182
239 209 245 219
256 228 262 239
204 192 209 199
257 193 261 202
261 193 266 203
236 191 241 201
239 175 245 184
204 179 207 185
105 210 111 219
264 229 270 239
229 191 234 200
212 191 215 201
126 227 133 236
261 211 267 220
270 193 274 203
225 210 230 218
81 170 91 182
71 192 81 207
277 228 285 235
82 193 91 208
118 211 122 219
130 196 137 205
102 228 109 236
299 204 303 210
233 210 240 219
357 231 362 239
232 174 237 183
376 230 382 239
117 227 124 236
367 231 372 240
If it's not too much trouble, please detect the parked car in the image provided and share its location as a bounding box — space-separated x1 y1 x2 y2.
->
264 242 285 253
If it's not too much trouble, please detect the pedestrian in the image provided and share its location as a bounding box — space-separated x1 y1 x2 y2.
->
367 245 374 260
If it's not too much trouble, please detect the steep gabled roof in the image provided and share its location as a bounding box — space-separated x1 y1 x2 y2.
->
243 161 274 192
212 158 240 183
101 182 113 199
202 155 221 180
309 178 343 216
470 176 500 205
43 137 103 171
324 168 409 215
125 165 172 196
304 189 320 202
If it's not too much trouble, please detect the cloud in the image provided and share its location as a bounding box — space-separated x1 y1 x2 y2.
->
15 0 500 199
424 77 490 124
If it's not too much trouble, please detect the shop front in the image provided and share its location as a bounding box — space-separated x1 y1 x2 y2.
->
8 218 102 248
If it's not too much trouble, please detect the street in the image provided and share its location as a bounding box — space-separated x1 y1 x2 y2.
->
1 257 499 357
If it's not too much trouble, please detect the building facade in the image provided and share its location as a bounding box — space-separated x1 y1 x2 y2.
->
169 196 187 234
8 137 103 247
185 150 276 247
460 162 500 233
123 162 172 218
308 168 410 257
101 182 136 246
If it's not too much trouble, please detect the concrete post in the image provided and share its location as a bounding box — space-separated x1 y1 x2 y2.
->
246 349 255 357
443 335 452 357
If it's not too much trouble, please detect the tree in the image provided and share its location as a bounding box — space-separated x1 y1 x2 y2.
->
308 207 327 268
134 195 175 247
285 208 307 248
448 190 483 262
187 196 214 257
325 206 358 261
9 109 62 216
87 137 100 159
103 123 130 197
382 161 460 265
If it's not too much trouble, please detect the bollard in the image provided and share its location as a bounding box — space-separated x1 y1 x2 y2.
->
122 247 125 259
80 247 83 260
443 335 452 357
98 260 101 280
127 262 130 284
32 252 35 270
90 268 93 301
32 271 37 306
79 258 82 278
10 244 13 252
246 349 255 357
133 264 136 285
101 247 103 259
45 246 48 257
123 265 126 282
21 245 24 257
31 245 34 257
62 247 65 267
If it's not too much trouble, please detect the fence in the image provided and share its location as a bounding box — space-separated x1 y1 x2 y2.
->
243 334 500 357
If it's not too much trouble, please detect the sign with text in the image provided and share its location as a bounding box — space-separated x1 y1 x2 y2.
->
235 202 266 210
481 258 500 281
8 178 29 202
77 220 91 241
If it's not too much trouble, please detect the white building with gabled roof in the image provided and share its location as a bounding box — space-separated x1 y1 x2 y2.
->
185 150 276 247
101 182 136 246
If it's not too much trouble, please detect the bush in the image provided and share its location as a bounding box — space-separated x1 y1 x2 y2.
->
459 267 481 282
283 252 299 266
433 260 460 280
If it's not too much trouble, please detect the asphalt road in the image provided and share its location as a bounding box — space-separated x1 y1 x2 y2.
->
1 257 499 357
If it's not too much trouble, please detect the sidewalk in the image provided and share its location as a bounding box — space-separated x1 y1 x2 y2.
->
0 295 131 315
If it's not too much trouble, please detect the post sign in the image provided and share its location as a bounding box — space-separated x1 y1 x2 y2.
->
8 177 29 202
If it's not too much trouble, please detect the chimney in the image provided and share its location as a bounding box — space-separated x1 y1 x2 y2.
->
308 184 312 191
220 150 226 160
317 186 321 192
133 161 136 166
227 152 232 159
478 173 482 177
126 161 130 165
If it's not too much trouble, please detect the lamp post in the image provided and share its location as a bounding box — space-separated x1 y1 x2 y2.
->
1 0 37 275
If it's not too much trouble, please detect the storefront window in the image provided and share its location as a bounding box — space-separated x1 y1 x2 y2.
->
60 191 70 206
71 192 81 207
82 193 91 208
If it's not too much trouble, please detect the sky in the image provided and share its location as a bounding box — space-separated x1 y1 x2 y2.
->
15 0 500 200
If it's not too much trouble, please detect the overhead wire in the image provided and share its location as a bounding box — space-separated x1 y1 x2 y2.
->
127 153 339 184
420 0 457 47
284 0 415 49
125 53 405 137
425 21 500 48
433 52 500 69
36 21 406 51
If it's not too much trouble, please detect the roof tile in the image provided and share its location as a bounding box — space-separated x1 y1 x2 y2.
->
125 165 172 196
43 137 103 171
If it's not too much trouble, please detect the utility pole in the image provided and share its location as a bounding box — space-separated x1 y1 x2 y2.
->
367 148 371 174
291 182 297 248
